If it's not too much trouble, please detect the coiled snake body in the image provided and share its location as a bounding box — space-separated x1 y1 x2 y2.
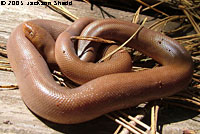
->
7 18 193 124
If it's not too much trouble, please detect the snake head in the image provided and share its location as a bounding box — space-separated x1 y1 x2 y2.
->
23 22 56 66
23 22 47 50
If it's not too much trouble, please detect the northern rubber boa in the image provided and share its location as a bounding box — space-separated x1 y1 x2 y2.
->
7 17 193 124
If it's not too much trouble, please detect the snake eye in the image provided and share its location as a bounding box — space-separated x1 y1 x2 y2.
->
29 31 34 38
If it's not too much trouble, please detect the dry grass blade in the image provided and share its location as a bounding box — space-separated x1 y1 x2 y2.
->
113 114 147 134
118 111 159 134
174 33 200 40
0 61 9 64
119 111 151 131
178 92 200 103
105 114 141 134
98 17 147 63
184 43 200 52
0 43 5 46
52 71 78 88
189 8 200 20
0 58 9 64
150 105 159 134
71 36 116 44
0 85 18 89
119 114 145 134
151 106 155 134
0 67 12 71
192 77 200 83
193 73 200 78
132 66 150 72
52 74 68 87
0 65 11 69
0 49 7 57
132 6 142 24
165 96 200 106
38 0 78 21
142 1 164 12
192 56 200 61
166 102 200 112
148 15 186 31
53 70 65 77
179 5 200 33
192 51 200 55
180 37 200 45
114 125 122 134
135 0 168 17
82 0 90 4
195 84 200 89
182 0 193 6
167 24 192 34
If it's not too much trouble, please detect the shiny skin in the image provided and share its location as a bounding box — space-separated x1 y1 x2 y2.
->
7 18 193 124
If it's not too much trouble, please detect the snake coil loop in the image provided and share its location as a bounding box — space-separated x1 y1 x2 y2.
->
7 18 193 124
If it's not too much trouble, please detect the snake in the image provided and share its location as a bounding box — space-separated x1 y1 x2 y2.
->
7 17 193 124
